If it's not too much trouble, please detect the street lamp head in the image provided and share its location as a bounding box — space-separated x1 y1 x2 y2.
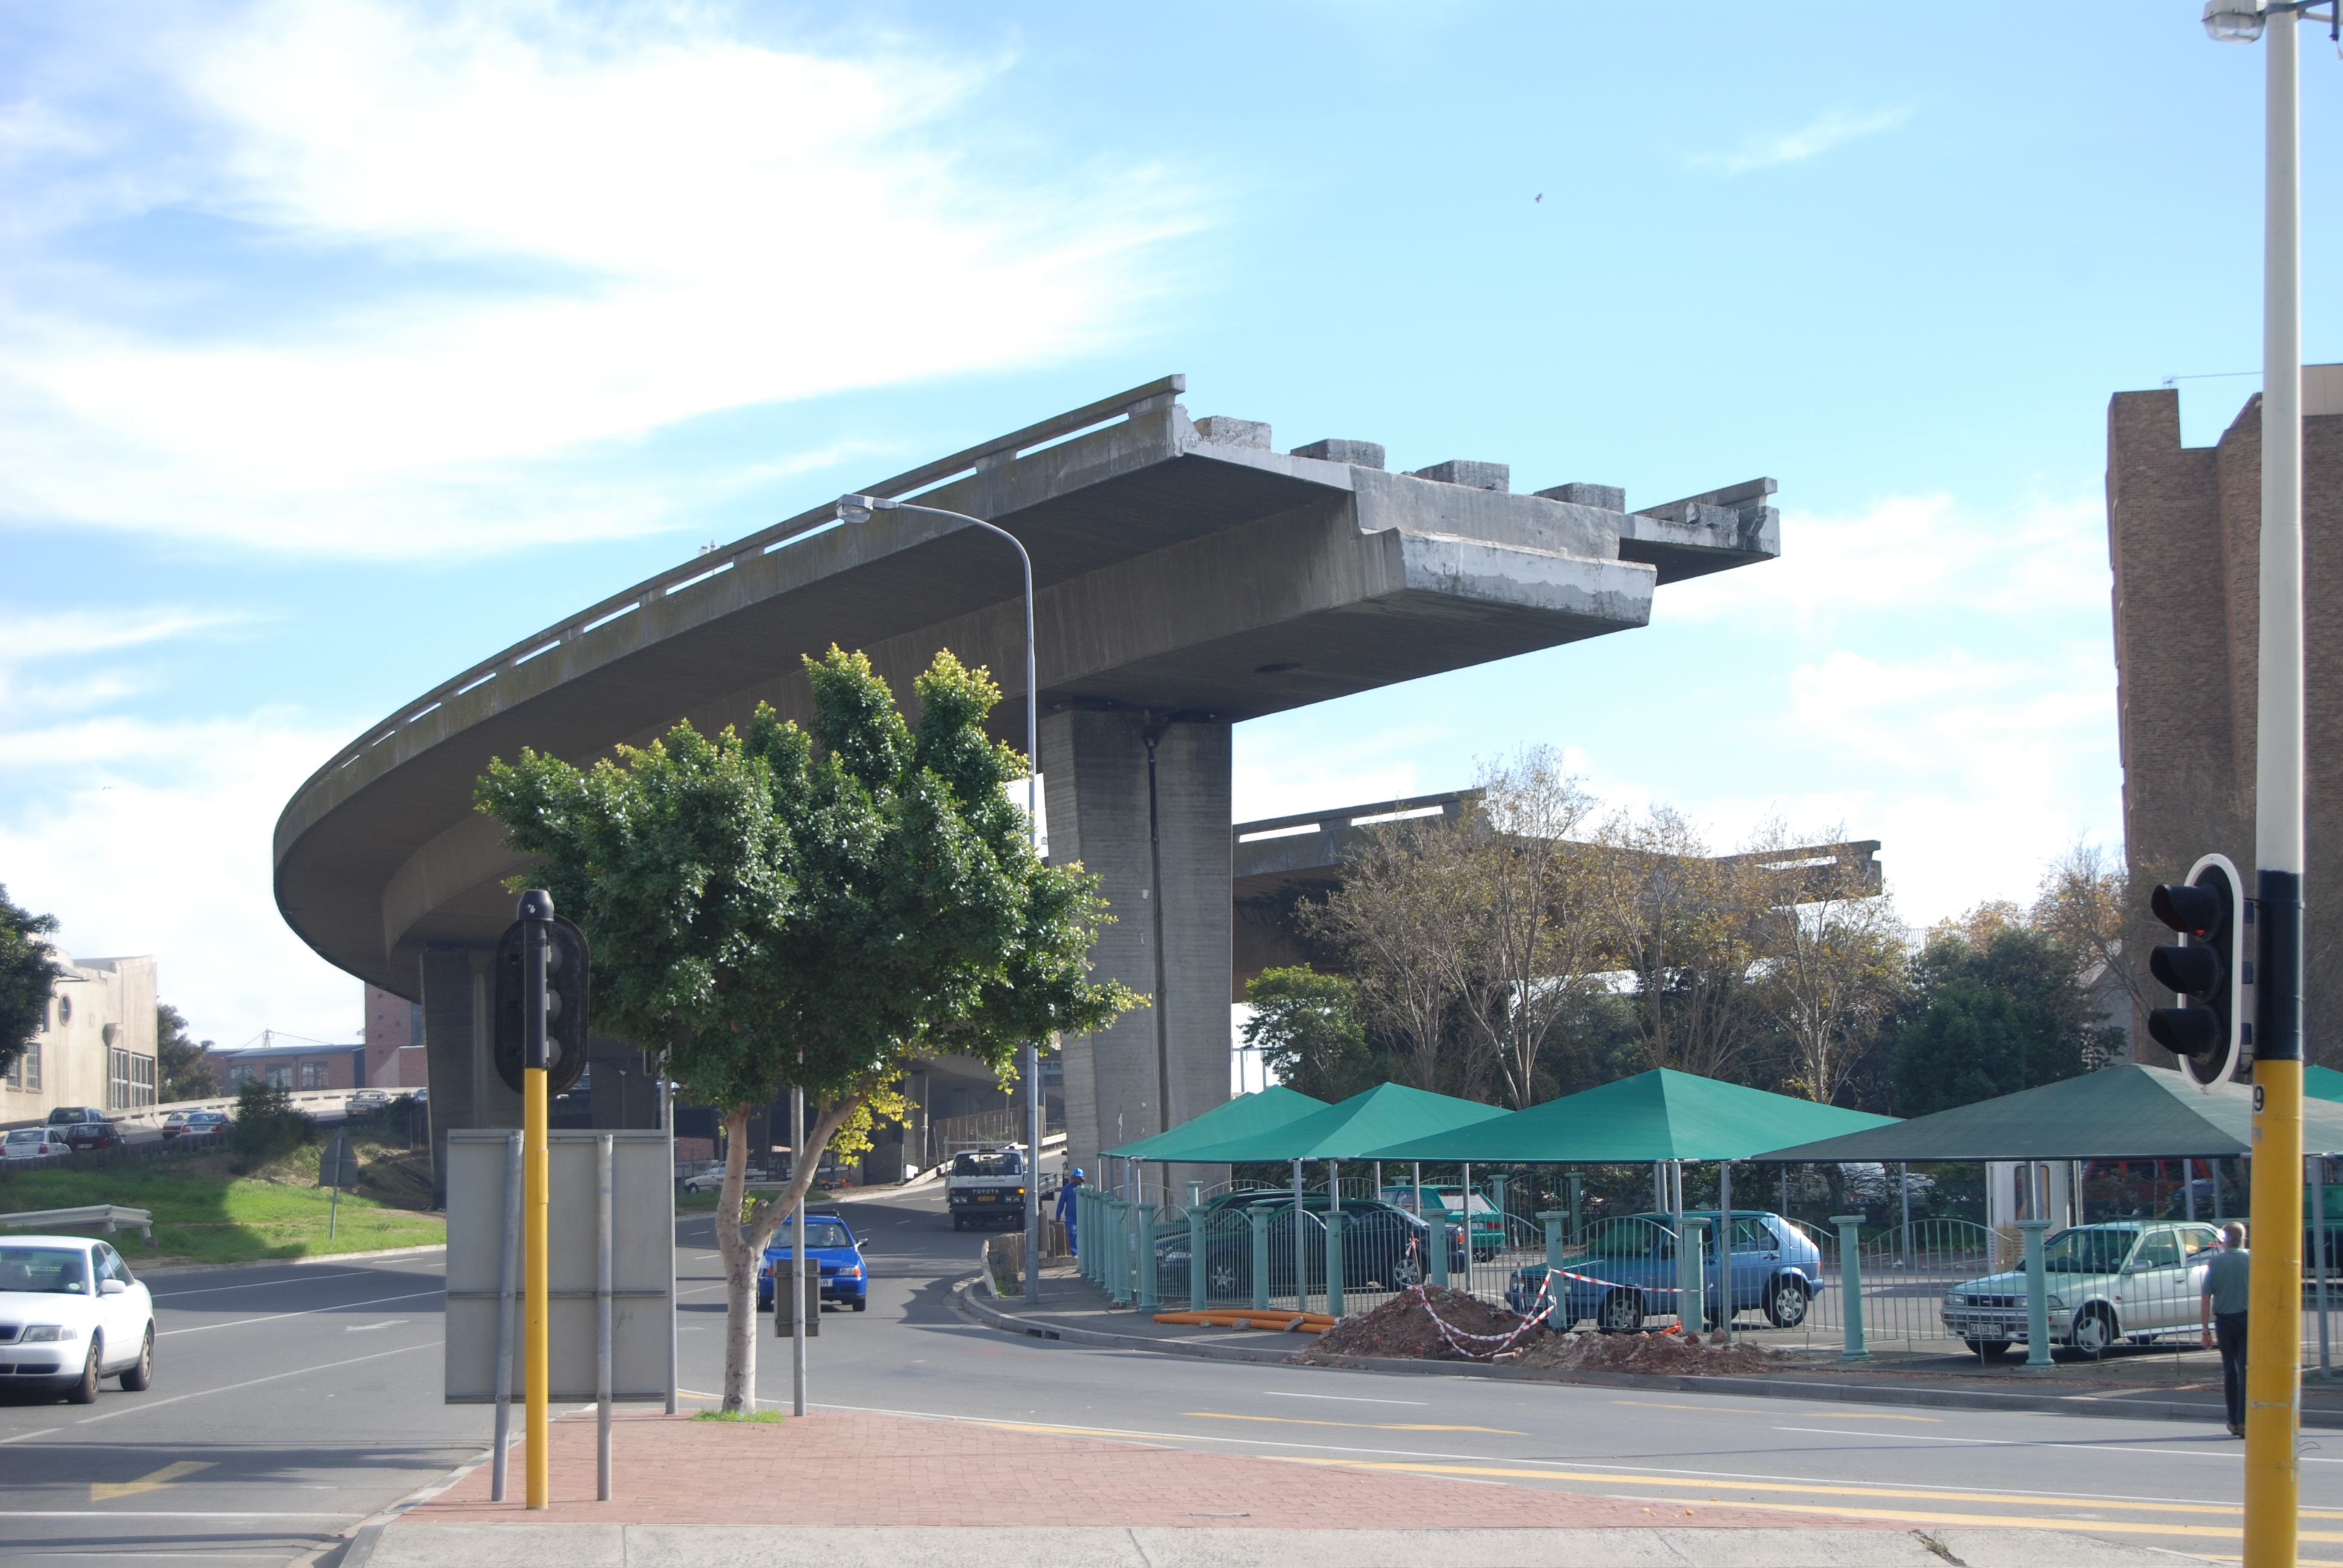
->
835 493 895 524
2203 0 2267 42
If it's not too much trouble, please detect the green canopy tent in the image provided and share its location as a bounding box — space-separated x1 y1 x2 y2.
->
2308 1065 2343 1103
1364 1067 1898 1250
1167 1080 1510 1165
1099 1085 1328 1163
1751 1064 2343 1164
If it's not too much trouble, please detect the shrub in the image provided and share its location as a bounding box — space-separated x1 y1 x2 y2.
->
229 1081 313 1169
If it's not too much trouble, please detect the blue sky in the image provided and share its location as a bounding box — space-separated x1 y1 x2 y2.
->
2 1 2336 1050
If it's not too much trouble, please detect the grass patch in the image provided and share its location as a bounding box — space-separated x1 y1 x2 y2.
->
692 1408 787 1423
675 1189 722 1212
0 1133 445 1267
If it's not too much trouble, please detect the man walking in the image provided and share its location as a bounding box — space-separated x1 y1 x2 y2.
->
1056 1168 1085 1258
2200 1221 2252 1437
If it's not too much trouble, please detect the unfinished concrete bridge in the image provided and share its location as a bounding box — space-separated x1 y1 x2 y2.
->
272 376 1783 1187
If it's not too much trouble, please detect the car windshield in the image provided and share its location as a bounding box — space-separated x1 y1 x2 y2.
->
779 1221 852 1249
0 1247 89 1293
2043 1227 2140 1274
952 1152 1022 1177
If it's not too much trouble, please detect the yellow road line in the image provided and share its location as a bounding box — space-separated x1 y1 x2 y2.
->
93 1461 212 1502
1261 1457 2343 1523
1610 1400 1939 1422
1185 1411 1528 1435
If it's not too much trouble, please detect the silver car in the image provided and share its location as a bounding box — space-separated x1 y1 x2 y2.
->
1941 1221 2222 1357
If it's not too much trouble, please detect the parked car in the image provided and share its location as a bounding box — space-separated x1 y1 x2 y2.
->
681 1165 765 1194
2 1128 70 1161
1155 1196 1466 1301
345 1090 393 1116
48 1114 121 1153
1507 1210 1824 1333
0 1235 157 1402
1940 1221 2222 1358
1380 1184 1510 1258
165 1110 229 1140
757 1213 868 1313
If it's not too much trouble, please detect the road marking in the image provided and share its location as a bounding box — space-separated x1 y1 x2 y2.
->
93 1460 213 1501
0 1510 356 1518
77 1339 435 1425
1613 1400 1938 1423
1263 1391 1429 1406
148 1270 375 1299
343 1321 405 1333
0 1428 61 1446
1774 1426 2343 1463
158 1288 442 1336
1185 1411 1528 1435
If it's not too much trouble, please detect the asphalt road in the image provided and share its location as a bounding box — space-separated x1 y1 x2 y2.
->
2 1183 2335 1564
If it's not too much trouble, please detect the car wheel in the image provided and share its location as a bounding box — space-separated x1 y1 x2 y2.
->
119 1326 154 1392
2070 1305 2118 1359
1764 1275 1810 1328
1598 1290 1644 1334
952 1216 965 1232
1965 1338 2013 1359
1392 1254 1424 1290
65 1337 100 1405
851 1297 867 1312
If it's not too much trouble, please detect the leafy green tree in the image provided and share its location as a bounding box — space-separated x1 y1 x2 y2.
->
1243 966 1374 1103
0 886 65 1080
477 646 1138 1412
1892 926 2119 1117
157 1004 217 1102
228 1080 313 1168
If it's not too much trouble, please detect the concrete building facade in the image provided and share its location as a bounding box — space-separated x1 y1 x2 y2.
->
2106 368 2343 1065
2 951 157 1123
272 377 1780 1194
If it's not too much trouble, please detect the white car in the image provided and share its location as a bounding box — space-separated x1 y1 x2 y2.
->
2 1128 69 1161
0 1235 157 1403
1941 1221 2222 1357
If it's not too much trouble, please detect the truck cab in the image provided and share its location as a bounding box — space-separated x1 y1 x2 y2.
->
946 1148 1029 1231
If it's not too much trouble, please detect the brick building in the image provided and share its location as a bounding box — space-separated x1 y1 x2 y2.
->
2106 367 2343 1065
364 983 428 1088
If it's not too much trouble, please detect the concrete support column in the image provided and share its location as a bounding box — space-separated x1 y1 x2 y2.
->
420 945 522 1203
1041 710 1232 1192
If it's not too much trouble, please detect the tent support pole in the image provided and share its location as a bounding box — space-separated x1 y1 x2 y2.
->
1719 1160 1732 1345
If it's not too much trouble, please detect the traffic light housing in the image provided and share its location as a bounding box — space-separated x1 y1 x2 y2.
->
494 913 590 1094
2146 852 2247 1093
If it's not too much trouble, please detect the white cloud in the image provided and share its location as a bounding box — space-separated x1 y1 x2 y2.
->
0 710 365 1051
0 1 1206 557
0 606 246 663
1690 106 1912 175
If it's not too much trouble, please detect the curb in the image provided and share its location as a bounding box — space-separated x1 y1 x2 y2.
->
954 1281 2343 1429
141 1243 448 1279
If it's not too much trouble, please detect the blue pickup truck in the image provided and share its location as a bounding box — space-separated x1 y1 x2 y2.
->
757 1213 869 1313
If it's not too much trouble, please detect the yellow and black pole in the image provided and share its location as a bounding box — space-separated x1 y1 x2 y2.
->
519 889 555 1511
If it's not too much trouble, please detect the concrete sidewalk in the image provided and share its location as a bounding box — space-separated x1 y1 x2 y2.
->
967 1263 2343 1429
343 1409 2192 1568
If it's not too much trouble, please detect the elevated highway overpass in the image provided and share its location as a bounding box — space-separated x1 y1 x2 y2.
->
271 375 1781 1188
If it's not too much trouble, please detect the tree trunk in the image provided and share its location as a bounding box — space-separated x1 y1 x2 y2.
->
716 1106 759 1414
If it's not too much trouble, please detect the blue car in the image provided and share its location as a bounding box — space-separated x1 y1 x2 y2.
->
1507 1210 1822 1333
757 1213 868 1313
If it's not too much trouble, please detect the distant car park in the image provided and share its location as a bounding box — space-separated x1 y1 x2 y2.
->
162 1110 229 1140
45 1113 121 1153
346 1090 393 1116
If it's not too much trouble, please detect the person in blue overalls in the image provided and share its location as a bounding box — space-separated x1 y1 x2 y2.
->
1055 1168 1086 1258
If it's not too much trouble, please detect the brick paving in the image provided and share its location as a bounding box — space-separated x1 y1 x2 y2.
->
402 1409 1906 1531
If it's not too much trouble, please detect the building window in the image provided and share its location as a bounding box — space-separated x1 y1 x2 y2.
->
301 1060 329 1089
108 1050 157 1111
266 1064 292 1089
229 1064 256 1088
10 1042 39 1094
56 994 71 1027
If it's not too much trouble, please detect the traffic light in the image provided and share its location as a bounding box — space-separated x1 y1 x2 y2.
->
2146 852 2247 1092
493 913 590 1094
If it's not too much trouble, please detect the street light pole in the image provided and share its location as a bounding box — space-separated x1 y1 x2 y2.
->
837 494 1046 1305
2202 3 2331 1560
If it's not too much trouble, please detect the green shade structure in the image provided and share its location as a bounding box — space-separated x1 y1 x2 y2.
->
2307 1065 2343 1103
1752 1063 2343 1162
1163 1081 1510 1165
1099 1085 1329 1161
1364 1068 1896 1164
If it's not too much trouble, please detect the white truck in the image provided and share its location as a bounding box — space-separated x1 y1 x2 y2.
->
946 1148 1032 1231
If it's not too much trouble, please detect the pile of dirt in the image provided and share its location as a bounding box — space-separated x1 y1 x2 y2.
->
1512 1328 1784 1376
1302 1286 1540 1361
